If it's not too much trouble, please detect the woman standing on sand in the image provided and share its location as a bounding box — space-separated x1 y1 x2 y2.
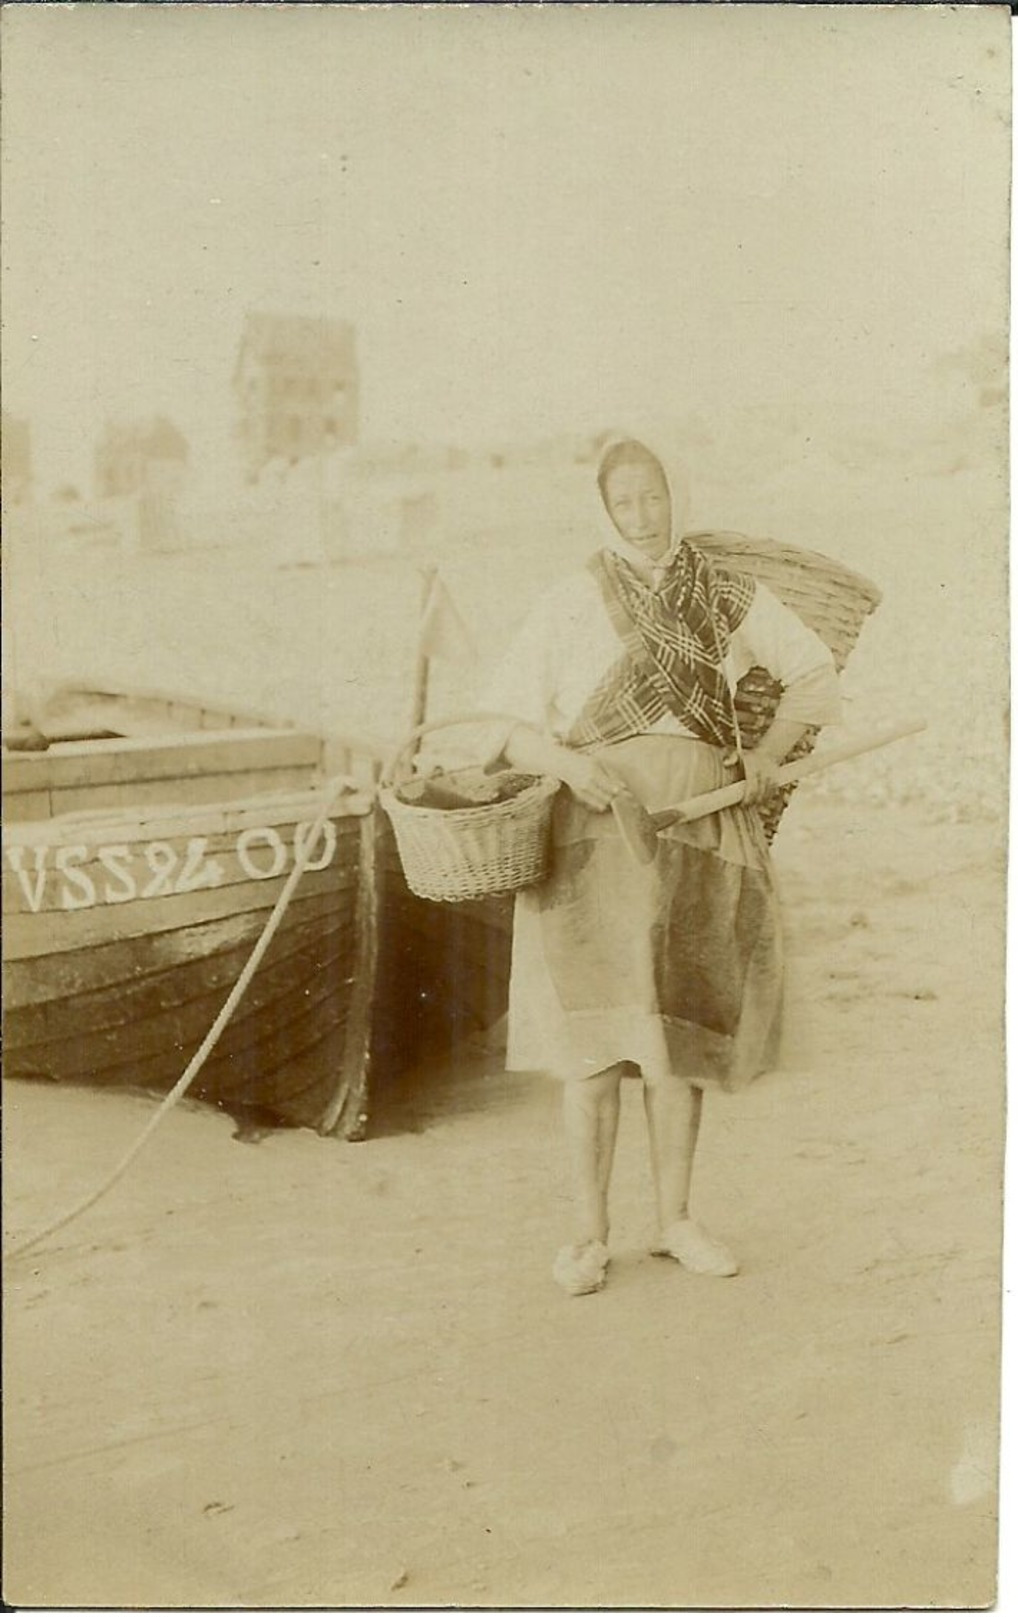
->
481 437 841 1296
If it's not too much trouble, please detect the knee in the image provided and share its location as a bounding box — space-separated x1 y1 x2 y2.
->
641 1069 696 1097
591 1062 633 1095
566 1066 623 1107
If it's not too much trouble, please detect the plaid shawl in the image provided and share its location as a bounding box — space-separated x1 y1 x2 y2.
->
568 541 756 751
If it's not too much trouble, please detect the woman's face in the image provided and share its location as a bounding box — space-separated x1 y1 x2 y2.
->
603 460 672 560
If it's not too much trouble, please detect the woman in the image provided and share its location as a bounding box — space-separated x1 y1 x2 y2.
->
481 437 841 1296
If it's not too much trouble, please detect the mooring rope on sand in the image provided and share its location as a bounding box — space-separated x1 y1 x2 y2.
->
4 774 358 1263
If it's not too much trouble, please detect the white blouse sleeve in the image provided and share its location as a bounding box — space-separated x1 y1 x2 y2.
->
473 597 562 766
734 583 842 727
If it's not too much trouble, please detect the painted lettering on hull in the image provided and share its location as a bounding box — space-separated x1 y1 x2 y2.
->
3 819 339 915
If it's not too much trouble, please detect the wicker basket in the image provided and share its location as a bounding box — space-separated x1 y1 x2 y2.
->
379 714 560 902
689 530 882 841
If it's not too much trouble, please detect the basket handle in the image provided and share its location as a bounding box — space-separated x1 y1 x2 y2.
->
380 711 532 790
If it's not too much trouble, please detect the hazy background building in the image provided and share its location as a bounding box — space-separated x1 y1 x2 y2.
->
94 416 189 501
233 313 359 484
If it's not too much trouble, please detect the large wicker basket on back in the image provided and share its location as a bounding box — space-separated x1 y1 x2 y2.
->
689 529 882 841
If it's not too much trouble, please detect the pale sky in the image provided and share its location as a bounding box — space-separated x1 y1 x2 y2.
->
1 4 1009 493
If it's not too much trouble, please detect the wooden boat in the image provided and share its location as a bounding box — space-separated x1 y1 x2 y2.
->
2 680 512 1137
3 684 385 1139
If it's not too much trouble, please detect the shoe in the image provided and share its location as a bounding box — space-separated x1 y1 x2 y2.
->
651 1219 739 1277
552 1240 610 1296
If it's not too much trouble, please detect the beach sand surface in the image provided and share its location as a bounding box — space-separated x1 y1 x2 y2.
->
2 799 1004 1608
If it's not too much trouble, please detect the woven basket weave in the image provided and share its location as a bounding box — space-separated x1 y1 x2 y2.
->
385 536 880 891
689 530 881 840
380 714 560 903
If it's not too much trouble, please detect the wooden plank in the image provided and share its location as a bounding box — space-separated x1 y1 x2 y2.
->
3 864 355 960
9 1004 352 1128
3 888 344 1007
122 956 351 1079
5 789 372 847
41 697 217 741
5 812 362 874
12 986 353 1107
3 729 321 795
49 766 321 819
7 925 356 1080
7 959 353 1088
3 790 52 824
40 680 300 737
201 992 349 1092
7 897 351 1031
238 1044 346 1128
3 814 363 917
199 994 351 1095
7 909 356 1048
199 1018 354 1125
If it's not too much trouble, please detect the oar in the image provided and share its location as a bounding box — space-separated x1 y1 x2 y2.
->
610 718 927 863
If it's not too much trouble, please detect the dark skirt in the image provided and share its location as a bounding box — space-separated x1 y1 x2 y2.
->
506 734 784 1088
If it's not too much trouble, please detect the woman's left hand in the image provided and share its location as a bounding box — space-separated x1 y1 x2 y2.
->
724 751 784 806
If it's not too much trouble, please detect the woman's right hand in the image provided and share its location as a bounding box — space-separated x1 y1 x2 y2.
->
557 753 624 812
501 725 622 812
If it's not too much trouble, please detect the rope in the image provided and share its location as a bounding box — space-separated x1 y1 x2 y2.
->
4 773 358 1263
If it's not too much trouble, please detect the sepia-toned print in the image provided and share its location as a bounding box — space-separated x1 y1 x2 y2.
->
1 4 1009 1609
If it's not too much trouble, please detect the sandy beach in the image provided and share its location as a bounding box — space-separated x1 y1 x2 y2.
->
3 797 1003 1609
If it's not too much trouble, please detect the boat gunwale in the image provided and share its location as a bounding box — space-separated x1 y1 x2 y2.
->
24 677 393 770
2 784 376 849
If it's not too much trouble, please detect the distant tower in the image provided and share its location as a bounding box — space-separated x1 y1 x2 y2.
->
94 416 189 500
1 414 33 505
232 312 359 483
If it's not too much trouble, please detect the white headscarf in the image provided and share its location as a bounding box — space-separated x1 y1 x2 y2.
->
594 434 693 589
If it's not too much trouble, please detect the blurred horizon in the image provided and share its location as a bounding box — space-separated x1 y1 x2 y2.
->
1 5 1009 823
1 4 1009 496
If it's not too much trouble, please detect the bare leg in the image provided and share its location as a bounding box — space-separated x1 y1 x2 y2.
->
644 1078 738 1276
562 1064 624 1244
643 1076 702 1229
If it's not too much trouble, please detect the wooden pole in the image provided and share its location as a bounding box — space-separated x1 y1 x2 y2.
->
650 718 927 830
408 565 438 743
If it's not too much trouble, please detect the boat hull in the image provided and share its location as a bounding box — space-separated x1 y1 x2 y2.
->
3 728 380 1137
374 831 513 1072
